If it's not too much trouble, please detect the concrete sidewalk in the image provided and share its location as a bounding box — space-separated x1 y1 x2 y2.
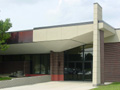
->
0 81 95 90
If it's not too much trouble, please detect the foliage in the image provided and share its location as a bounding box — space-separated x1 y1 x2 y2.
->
0 77 12 81
0 18 12 51
91 82 120 90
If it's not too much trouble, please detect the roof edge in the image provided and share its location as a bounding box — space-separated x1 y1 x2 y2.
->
7 29 33 33
99 20 115 30
7 21 93 33
115 28 120 30
34 21 93 30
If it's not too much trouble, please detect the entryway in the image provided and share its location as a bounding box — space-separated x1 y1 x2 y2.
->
64 61 92 81
64 44 93 81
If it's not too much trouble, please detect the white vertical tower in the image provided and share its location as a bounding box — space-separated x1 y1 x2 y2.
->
93 3 102 86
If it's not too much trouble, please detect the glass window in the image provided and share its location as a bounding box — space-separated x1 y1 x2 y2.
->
24 55 31 61
12 55 22 61
84 62 92 81
0 54 50 75
67 46 84 54
65 46 84 61
32 54 50 74
32 55 40 74
64 44 93 61
84 45 93 52
41 54 50 74
0 56 2 63
64 44 93 81
4 55 13 61
84 52 93 61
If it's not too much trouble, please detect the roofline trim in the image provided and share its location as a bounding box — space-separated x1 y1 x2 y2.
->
115 28 120 30
7 21 93 33
7 29 33 33
98 20 115 30
34 21 93 30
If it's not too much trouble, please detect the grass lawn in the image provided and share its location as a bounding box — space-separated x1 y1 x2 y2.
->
91 82 120 90
0 77 12 81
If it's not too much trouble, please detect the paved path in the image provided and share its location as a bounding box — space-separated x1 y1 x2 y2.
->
0 81 95 90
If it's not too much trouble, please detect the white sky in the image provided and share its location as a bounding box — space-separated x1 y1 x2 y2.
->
0 0 120 31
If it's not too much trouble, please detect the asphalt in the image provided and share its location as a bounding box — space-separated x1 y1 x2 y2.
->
0 81 95 90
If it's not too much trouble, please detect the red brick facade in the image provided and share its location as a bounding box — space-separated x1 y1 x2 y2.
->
50 51 64 81
104 42 120 82
8 30 33 44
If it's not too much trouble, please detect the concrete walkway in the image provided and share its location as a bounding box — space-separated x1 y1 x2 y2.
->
0 81 95 90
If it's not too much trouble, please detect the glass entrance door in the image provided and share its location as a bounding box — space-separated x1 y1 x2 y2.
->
76 62 83 80
64 62 92 81
67 62 75 80
64 44 93 81
84 62 92 81
67 62 83 80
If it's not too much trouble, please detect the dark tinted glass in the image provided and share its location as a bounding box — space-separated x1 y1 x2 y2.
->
1 54 50 75
84 45 93 52
64 44 93 81
84 52 93 61
65 46 84 61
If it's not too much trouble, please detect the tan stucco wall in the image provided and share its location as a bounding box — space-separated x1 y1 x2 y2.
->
33 24 93 42
105 30 120 43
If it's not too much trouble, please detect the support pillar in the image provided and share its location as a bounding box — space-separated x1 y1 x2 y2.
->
50 51 64 81
93 3 103 86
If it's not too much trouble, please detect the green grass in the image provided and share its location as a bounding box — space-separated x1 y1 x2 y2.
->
0 77 12 81
91 82 120 90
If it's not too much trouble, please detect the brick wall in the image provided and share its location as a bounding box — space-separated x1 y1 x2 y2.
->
104 42 120 82
18 31 33 43
50 51 64 81
8 30 33 44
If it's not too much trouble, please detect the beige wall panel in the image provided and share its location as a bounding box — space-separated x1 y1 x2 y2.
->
33 29 47 42
61 26 78 39
104 30 120 43
103 23 115 34
77 24 93 35
46 27 62 40
99 23 103 29
98 22 115 35
72 31 93 44
33 24 93 42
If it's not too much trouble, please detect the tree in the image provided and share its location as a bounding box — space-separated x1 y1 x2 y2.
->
0 18 12 51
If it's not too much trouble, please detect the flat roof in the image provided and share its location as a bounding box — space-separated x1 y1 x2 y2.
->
7 21 93 33
7 20 117 33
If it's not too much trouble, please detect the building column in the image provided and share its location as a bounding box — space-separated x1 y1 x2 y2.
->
50 51 64 81
93 3 103 86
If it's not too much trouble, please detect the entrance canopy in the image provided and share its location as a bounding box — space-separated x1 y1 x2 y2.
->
0 21 115 55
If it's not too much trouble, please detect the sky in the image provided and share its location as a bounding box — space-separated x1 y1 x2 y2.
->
0 0 120 31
